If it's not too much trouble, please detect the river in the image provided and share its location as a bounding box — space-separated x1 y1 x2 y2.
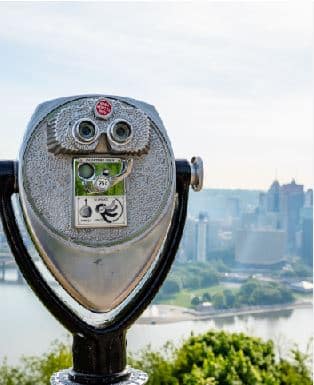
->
0 284 312 364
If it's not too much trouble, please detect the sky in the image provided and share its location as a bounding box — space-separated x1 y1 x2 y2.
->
0 2 312 190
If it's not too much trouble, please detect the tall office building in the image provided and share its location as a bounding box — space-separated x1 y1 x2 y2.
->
301 198 313 266
207 220 221 251
279 179 304 254
226 197 240 218
180 216 198 261
267 180 280 212
257 211 281 230
240 210 258 229
196 212 209 262
304 189 313 207
258 192 267 213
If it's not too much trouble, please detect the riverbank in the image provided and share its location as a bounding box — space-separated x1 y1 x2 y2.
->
138 300 313 324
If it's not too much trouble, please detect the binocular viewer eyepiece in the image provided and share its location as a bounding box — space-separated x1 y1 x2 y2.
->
72 118 133 146
0 94 203 385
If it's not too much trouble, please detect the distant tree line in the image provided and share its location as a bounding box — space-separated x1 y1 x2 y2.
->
279 260 313 279
192 279 294 309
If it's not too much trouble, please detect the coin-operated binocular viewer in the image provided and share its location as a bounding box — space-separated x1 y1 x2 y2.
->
0 95 203 385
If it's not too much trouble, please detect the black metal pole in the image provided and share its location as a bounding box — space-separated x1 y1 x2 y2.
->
70 331 129 384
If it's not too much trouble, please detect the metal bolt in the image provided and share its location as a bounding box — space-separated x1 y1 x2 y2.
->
190 156 203 192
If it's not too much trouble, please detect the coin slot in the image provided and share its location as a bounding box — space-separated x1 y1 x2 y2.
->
78 163 95 180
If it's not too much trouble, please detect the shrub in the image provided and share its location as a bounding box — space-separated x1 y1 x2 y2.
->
191 297 200 307
0 341 71 385
132 331 313 385
202 292 211 302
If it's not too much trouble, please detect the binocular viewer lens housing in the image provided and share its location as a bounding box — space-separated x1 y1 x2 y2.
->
74 119 98 143
73 118 133 147
109 120 133 144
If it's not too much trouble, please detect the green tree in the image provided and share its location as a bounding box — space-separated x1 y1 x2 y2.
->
236 279 294 307
0 341 71 385
210 259 229 273
171 331 311 385
223 289 235 308
199 270 219 288
202 293 211 302
212 292 225 309
183 275 201 290
238 279 259 297
191 297 200 307
293 262 312 277
129 343 178 385
161 279 181 296
280 287 294 303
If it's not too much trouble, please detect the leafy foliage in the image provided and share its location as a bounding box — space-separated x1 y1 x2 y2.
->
212 292 225 309
236 279 294 307
208 279 295 310
223 289 236 307
202 293 211 302
280 260 313 279
1 332 312 385
190 296 200 307
162 279 182 295
130 331 313 385
0 341 71 385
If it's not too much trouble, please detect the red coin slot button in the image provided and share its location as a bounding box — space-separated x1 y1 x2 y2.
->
94 99 113 119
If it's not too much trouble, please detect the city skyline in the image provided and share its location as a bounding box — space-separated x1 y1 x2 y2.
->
180 178 312 267
0 2 312 190
194 177 313 193
1 176 312 272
